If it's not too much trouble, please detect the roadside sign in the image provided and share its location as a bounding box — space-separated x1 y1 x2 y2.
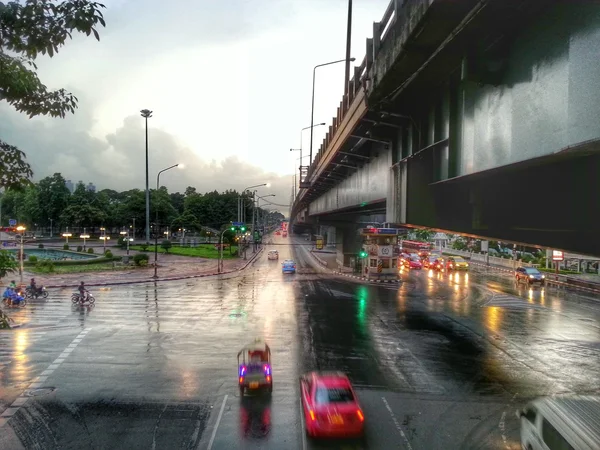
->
481 241 489 252
9 219 16 226
232 221 244 227
316 236 323 250
552 250 564 261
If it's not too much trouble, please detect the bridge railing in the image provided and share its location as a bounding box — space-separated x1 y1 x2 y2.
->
305 0 404 184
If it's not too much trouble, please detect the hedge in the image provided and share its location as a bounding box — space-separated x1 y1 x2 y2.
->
24 256 122 267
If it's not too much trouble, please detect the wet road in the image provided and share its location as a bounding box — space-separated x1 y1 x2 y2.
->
1 236 599 449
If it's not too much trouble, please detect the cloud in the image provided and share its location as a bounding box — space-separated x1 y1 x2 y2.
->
0 104 292 214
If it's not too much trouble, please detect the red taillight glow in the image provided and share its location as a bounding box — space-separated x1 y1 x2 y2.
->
266 375 271 383
356 410 364 422
309 410 316 421
239 376 244 384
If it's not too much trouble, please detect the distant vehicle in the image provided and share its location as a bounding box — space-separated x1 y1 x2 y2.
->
401 240 433 256
446 256 469 270
282 232 288 238
424 257 444 271
282 260 296 274
515 267 545 285
517 396 600 450
268 250 279 260
300 371 365 438
402 255 423 270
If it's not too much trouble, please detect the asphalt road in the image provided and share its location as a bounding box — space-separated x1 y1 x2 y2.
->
1 236 599 449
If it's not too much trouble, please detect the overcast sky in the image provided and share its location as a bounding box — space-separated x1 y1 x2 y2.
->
0 0 391 213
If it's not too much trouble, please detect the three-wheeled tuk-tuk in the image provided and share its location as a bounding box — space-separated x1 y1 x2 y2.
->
238 340 273 396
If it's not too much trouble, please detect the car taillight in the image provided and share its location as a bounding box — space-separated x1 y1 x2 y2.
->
239 376 244 384
356 410 364 422
263 364 271 375
309 410 316 421
266 375 271 383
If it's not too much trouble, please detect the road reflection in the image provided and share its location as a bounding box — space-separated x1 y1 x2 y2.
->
239 395 272 440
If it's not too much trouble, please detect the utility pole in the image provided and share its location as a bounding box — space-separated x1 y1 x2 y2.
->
344 0 353 97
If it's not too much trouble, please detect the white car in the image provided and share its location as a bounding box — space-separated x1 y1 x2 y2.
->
268 250 279 260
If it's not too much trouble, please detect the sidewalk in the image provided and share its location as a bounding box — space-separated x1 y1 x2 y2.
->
22 248 264 288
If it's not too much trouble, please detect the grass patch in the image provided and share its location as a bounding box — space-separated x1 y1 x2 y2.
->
129 244 238 259
29 262 133 274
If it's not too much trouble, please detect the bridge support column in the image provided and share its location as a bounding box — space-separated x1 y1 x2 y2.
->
335 225 362 269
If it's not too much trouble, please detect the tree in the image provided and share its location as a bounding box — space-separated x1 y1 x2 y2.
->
0 250 17 280
37 173 71 226
414 228 435 242
169 192 185 215
0 0 106 189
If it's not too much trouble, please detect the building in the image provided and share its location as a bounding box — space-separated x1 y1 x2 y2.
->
87 182 96 193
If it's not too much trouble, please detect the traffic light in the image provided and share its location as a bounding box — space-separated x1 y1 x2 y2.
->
359 250 368 258
230 226 236 231
240 225 246 232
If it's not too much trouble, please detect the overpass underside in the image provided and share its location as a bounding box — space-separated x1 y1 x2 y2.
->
294 0 600 256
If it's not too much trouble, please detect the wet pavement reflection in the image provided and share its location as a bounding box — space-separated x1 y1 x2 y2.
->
0 237 599 449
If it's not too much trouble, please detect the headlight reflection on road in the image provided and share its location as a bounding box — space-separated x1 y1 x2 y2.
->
11 329 30 382
484 306 502 333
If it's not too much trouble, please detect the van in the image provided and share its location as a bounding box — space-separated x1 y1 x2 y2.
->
517 396 600 450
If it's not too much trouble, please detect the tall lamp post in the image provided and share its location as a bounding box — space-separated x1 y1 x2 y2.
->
100 227 108 254
62 229 72 245
16 225 25 286
154 164 183 278
120 229 130 256
140 109 153 244
239 183 269 223
308 58 355 165
49 219 53 238
80 228 90 252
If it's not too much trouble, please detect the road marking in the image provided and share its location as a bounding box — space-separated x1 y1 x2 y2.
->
207 394 228 450
381 397 413 450
298 395 307 450
0 328 92 428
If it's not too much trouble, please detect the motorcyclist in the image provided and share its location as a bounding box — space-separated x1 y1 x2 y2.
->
77 281 88 303
9 280 16 289
29 278 39 296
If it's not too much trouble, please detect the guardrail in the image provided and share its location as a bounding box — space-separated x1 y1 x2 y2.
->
441 248 539 270
305 0 403 183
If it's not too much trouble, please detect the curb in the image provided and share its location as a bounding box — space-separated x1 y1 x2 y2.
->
44 247 265 289
333 271 402 283
470 261 600 294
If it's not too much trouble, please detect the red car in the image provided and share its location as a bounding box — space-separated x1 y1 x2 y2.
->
300 371 365 438
402 255 423 269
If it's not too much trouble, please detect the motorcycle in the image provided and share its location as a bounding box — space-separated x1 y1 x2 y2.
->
26 286 49 299
2 289 27 308
71 292 95 305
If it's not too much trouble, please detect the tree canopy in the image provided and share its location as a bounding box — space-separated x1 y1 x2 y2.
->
0 174 280 235
0 0 106 188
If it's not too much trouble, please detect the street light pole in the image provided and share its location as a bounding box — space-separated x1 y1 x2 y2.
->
239 183 268 224
16 225 25 286
154 164 181 278
140 109 153 244
218 228 228 273
49 219 53 238
309 58 355 165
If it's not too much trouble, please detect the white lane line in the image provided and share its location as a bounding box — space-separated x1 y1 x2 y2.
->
207 395 228 450
298 395 307 450
0 327 92 428
382 397 413 450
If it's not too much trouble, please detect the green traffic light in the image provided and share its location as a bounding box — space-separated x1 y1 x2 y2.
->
359 251 368 258
230 227 236 231
241 226 246 232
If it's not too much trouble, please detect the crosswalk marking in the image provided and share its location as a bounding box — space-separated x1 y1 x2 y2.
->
481 294 545 310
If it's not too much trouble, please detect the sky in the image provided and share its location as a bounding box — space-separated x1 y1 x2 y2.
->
0 0 391 214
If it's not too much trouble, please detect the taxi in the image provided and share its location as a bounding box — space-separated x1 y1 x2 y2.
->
447 256 469 270
282 260 296 274
300 371 365 438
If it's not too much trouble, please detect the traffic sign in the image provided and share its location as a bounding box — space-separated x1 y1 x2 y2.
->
9 219 16 226
232 221 244 227
552 250 564 261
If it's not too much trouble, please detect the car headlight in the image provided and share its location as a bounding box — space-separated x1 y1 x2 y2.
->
541 275 545 279
529 275 534 278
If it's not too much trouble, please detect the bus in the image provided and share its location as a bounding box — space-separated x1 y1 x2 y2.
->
401 240 433 257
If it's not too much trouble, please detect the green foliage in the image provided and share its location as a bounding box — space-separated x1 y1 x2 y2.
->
63 243 69 250
0 250 18 279
76 245 83 252
35 259 55 273
87 247 94 254
28 255 38 263
161 240 172 253
140 243 148 252
452 239 468 251
414 228 435 242
38 243 44 248
0 0 107 189
104 250 113 258
133 253 149 266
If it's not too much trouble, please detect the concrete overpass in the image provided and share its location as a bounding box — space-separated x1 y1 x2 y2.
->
291 0 600 264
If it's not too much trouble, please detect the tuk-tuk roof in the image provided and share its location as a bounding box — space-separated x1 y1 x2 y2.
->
240 339 269 352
